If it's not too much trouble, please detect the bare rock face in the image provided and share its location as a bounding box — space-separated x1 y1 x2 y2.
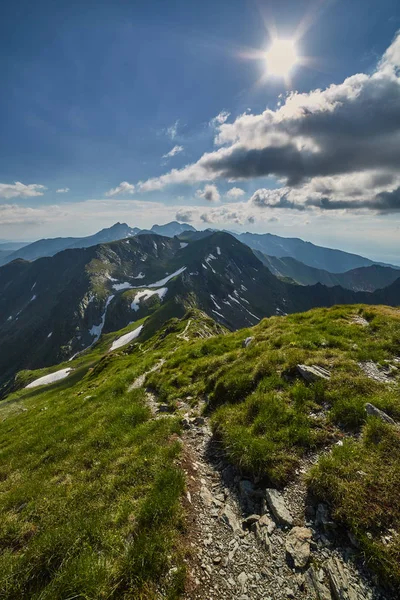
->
365 402 396 425
305 566 332 600
265 488 293 527
324 556 358 600
285 526 312 568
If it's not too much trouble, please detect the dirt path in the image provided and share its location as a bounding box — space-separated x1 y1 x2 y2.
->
137 364 393 600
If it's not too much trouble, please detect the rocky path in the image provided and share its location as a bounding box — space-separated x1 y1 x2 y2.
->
138 366 393 600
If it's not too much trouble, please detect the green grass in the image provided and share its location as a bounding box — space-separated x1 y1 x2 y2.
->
0 317 194 599
148 305 400 485
1 304 399 595
308 418 400 588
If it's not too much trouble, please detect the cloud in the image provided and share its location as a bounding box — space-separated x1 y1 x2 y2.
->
175 209 195 223
166 120 179 139
163 145 184 159
105 181 135 197
136 32 400 213
210 110 230 127
196 184 220 202
56 187 70 193
226 186 245 199
0 182 46 199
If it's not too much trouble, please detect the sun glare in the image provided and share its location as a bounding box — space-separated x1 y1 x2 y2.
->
265 38 298 78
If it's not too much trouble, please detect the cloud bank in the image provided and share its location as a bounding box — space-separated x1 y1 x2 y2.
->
138 32 400 213
0 182 46 199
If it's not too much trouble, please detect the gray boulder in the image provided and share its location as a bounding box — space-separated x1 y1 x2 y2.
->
265 488 293 527
365 403 396 425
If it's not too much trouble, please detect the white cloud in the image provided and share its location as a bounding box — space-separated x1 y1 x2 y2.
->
226 187 245 199
137 32 400 213
166 120 179 139
163 145 184 159
56 187 70 193
105 181 135 197
210 110 230 127
196 184 220 202
0 182 46 199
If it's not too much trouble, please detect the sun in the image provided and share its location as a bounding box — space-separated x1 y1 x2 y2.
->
265 38 298 78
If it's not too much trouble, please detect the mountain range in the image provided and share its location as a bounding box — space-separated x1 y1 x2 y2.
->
1 221 398 275
0 229 399 390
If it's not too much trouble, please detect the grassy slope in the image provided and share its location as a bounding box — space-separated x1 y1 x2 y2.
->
146 304 400 589
1 304 399 594
0 315 204 599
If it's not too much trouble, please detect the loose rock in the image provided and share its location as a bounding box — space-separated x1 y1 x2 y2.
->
365 402 396 425
285 526 312 568
265 488 293 527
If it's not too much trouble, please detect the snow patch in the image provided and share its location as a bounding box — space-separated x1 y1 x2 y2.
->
216 246 221 255
145 266 186 287
210 294 221 310
131 287 168 311
180 242 188 249
26 368 72 389
30 294 37 302
110 325 143 351
212 309 225 319
47 332 53 338
133 272 145 279
112 281 133 291
89 295 114 342
31 282 36 290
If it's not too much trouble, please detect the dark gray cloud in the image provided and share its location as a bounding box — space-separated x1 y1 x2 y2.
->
175 209 194 222
138 33 400 213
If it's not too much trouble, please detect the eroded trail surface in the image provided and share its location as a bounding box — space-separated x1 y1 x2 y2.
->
139 366 393 600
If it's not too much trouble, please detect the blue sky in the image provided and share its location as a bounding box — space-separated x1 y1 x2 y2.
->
0 0 399 263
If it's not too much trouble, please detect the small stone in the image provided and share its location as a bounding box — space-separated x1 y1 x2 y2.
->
213 555 221 564
242 336 254 348
219 504 241 532
285 588 295 598
238 571 248 589
259 514 276 535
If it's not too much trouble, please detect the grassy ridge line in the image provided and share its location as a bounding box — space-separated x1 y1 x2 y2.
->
0 313 215 598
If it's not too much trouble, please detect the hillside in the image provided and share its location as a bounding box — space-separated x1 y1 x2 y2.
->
0 305 399 599
1 231 399 389
256 253 400 292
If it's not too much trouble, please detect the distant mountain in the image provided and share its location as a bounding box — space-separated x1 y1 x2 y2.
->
233 232 397 273
150 221 196 237
0 241 29 252
256 253 400 292
0 222 140 266
1 230 399 386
